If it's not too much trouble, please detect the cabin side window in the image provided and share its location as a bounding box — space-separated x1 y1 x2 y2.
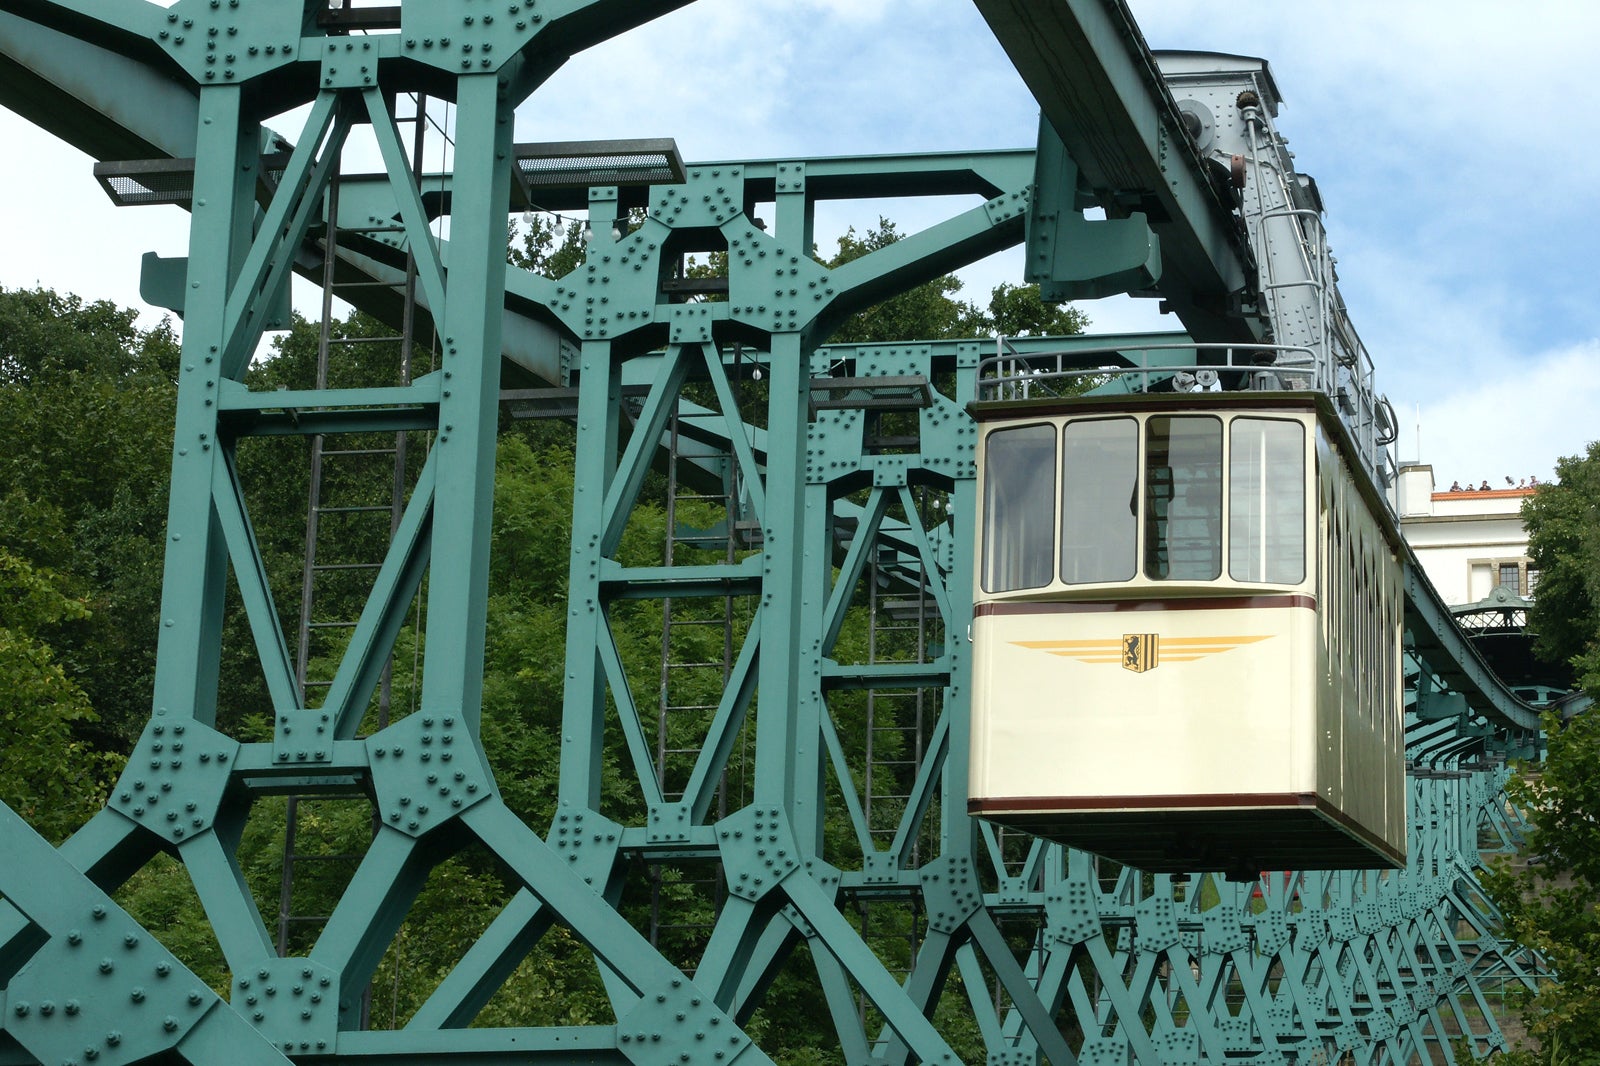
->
1228 418 1307 584
1144 416 1222 580
982 423 1057 593
1060 418 1138 584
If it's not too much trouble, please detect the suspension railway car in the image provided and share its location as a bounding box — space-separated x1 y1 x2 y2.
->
968 390 1405 873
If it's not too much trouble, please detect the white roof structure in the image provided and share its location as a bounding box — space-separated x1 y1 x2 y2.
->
1395 463 1537 607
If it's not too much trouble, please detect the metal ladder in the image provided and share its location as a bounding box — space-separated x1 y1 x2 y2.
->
858 493 944 1046
276 92 437 969
863 547 932 852
647 402 744 966
653 406 739 801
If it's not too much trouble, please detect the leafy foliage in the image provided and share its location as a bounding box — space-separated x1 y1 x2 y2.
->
1525 444 1600 690
1486 447 1600 1062
1486 711 1600 1064
985 281 1089 337
0 289 179 753
0 550 118 841
508 213 588 280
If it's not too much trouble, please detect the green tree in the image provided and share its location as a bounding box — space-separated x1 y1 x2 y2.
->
509 212 588 280
1485 447 1600 1062
0 287 179 753
1486 710 1600 1064
0 550 119 841
986 280 1090 337
1524 444 1600 690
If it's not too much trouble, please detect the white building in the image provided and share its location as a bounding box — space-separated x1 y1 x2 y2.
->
1395 464 1537 608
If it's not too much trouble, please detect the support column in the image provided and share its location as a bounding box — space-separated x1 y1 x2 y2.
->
752 331 810 814
150 85 255 726
419 74 514 733
559 339 621 810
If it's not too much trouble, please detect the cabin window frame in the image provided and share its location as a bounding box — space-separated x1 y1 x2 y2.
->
1143 414 1224 581
980 421 1059 594
1059 416 1140 585
1226 417 1308 585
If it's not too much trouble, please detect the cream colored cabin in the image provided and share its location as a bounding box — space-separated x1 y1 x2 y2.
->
969 393 1405 873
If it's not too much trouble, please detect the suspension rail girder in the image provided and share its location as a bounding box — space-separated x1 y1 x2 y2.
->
971 0 1259 344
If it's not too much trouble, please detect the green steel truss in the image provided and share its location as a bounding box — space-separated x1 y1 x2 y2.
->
0 2 1554 1063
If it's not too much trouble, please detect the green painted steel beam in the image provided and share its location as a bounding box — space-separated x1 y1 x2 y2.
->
147 82 257 729
317 461 435 739
0 10 194 160
336 1028 631 1062
477 149 1036 214
820 658 951 690
411 74 513 735
0 801 289 1066
0 0 162 68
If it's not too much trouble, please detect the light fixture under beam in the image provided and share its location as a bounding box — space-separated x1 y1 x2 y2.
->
512 138 685 193
94 157 197 208
96 140 684 212
809 375 934 413
94 154 293 208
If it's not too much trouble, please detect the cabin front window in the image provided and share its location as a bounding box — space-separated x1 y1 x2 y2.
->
982 423 1057 592
1229 418 1306 583
1060 418 1138 583
1144 416 1222 580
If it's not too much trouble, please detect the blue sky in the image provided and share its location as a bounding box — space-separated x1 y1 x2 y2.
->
1 0 1595 482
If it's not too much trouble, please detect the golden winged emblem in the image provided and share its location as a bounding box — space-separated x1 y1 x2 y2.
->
1010 634 1271 672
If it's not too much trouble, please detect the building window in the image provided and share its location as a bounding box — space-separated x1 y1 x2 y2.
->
1471 557 1537 599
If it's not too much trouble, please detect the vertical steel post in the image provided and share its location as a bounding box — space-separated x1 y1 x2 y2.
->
417 75 513 732
151 85 256 727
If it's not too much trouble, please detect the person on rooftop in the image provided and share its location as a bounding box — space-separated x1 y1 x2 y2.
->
1449 480 1462 491
1478 480 1491 490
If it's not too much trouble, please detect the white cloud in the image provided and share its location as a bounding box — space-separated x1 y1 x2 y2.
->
519 0 1034 159
1414 340 1600 483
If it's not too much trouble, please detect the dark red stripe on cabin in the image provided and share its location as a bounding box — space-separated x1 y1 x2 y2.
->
973 595 1316 617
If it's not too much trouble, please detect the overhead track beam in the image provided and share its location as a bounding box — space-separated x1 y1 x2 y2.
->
971 0 1259 343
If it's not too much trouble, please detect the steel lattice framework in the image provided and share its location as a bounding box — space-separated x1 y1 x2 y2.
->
0 1 1555 1063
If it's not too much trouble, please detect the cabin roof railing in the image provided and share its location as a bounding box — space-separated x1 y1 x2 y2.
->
975 340 1315 401
975 337 1399 496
